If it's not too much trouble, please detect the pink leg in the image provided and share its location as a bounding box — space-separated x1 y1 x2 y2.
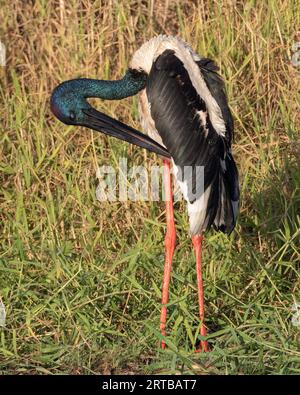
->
160 159 176 349
192 234 209 352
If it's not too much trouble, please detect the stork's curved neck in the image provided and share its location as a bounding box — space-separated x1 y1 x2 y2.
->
66 69 147 101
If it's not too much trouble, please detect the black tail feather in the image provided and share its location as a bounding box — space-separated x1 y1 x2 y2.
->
213 153 239 234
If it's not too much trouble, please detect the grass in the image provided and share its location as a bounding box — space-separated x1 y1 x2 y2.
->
0 0 300 374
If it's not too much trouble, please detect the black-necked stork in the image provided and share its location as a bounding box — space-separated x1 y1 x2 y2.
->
50 36 239 352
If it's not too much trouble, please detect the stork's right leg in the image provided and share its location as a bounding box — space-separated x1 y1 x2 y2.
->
192 234 209 352
160 159 176 349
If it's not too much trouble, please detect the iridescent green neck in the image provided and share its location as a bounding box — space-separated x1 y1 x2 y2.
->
68 70 147 100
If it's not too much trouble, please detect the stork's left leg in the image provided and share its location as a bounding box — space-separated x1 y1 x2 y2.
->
192 234 209 352
160 159 176 349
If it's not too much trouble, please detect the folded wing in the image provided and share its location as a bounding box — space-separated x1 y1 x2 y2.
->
146 49 239 234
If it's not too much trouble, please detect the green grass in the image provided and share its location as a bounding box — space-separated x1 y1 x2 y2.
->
0 0 299 374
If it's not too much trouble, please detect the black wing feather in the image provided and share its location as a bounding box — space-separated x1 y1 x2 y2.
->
196 58 234 145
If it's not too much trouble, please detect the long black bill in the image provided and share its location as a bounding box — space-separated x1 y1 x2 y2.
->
82 108 170 158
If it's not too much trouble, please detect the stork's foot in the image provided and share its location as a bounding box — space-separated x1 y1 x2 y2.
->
195 340 209 353
195 324 209 352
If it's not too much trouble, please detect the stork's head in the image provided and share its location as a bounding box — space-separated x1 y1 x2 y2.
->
50 79 92 126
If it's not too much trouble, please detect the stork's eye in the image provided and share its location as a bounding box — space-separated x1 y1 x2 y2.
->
69 111 76 121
